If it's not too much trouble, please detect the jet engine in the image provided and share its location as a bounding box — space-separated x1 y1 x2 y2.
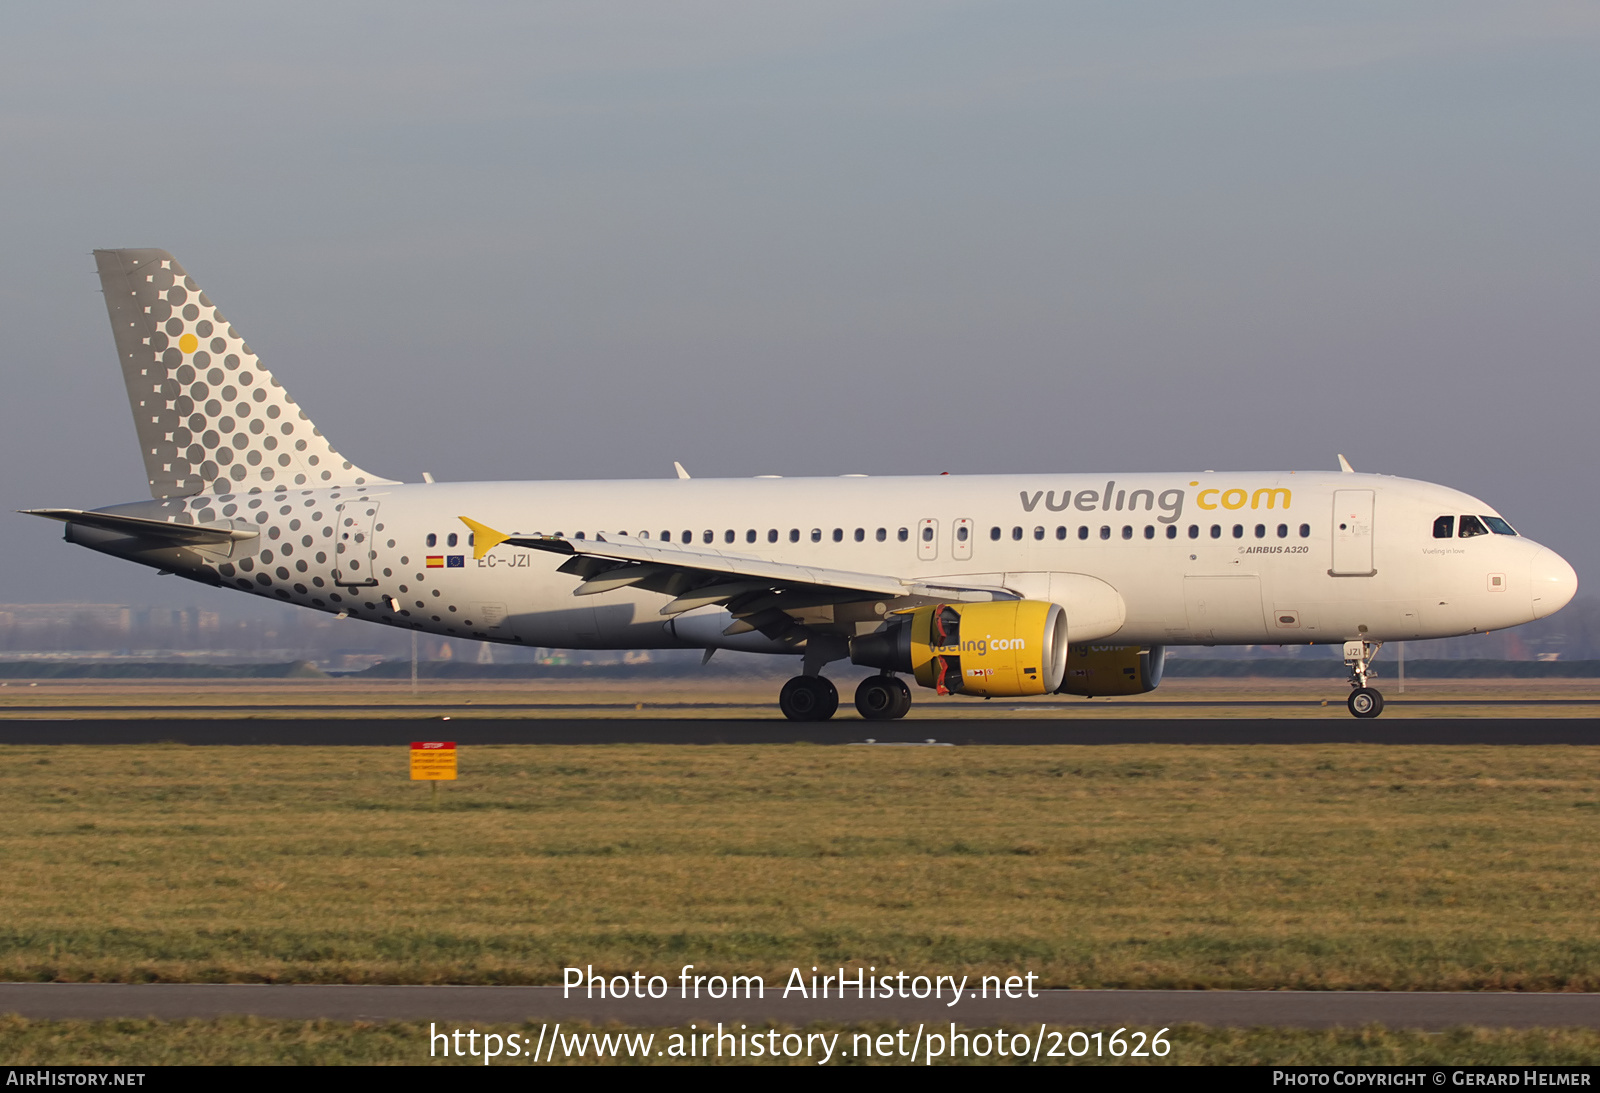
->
1055 644 1166 696
851 600 1068 697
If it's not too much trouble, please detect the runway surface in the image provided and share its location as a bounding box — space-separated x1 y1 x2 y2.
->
8 698 1600 713
3 983 1598 1029
0 717 1596 745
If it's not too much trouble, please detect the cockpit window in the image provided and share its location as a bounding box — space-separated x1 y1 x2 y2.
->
1458 514 1489 538
1482 515 1518 536
1432 516 1455 539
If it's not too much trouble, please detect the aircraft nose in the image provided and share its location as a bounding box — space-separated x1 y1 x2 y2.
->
1530 546 1578 620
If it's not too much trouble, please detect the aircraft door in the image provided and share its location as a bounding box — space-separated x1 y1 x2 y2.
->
1331 489 1376 577
333 500 382 587
917 518 938 561
952 518 974 561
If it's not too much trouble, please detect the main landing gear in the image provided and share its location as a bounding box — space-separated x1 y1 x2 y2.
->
777 673 912 722
854 674 912 721
779 675 838 722
1343 639 1385 719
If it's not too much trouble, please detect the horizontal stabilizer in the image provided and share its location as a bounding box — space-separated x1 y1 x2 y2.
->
20 508 259 547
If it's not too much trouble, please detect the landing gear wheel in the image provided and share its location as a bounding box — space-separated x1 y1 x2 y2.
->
780 675 839 722
856 675 910 721
1348 687 1384 719
888 676 912 719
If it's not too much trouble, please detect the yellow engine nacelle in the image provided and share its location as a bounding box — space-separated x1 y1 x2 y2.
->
1055 644 1166 696
851 600 1068 698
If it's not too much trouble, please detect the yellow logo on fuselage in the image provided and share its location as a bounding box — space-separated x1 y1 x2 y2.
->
1018 480 1290 523
1195 487 1291 511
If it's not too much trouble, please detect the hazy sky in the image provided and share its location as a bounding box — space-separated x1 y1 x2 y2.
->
2 2 1597 617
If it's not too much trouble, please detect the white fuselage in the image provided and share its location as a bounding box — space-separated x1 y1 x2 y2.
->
98 469 1576 654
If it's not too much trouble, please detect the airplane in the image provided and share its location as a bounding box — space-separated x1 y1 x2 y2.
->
23 249 1579 721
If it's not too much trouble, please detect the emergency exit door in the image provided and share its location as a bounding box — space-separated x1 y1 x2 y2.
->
952 518 974 560
1330 489 1375 576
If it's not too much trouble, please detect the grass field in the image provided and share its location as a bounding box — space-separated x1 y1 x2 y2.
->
4 1017 1600 1065
1 675 1597 718
2 741 1598 989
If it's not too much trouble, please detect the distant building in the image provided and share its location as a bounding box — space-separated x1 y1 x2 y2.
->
0 604 131 631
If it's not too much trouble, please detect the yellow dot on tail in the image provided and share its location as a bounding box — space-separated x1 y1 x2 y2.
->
178 333 198 354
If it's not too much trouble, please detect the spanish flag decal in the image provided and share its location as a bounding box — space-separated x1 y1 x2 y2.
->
426 556 444 568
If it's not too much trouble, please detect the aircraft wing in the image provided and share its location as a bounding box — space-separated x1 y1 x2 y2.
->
460 517 1007 639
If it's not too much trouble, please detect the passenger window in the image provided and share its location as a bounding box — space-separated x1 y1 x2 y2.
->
1254 524 1266 538
1232 525 1244 539
469 533 476 546
1210 525 1222 539
1079 526 1089 540
1459 515 1489 538
1166 525 1178 540
1483 516 1518 536
681 530 692 543
768 529 778 543
1100 526 1111 540
703 530 714 544
1277 524 1288 539
659 531 670 542
746 530 756 543
832 528 843 542
1188 525 1199 539
1012 526 1023 541
425 533 436 547
854 528 865 542
447 533 458 547
574 531 585 540
990 526 1001 541
1144 526 1155 540
897 528 909 542
790 529 800 543
1121 525 1133 540
1298 523 1311 538
812 529 823 543
1034 526 1045 540
1433 516 1455 539
956 526 969 542
1056 526 1067 540
724 530 735 544
921 526 933 542
876 528 886 542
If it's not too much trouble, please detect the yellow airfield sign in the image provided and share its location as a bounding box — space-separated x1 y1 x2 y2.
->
410 741 457 781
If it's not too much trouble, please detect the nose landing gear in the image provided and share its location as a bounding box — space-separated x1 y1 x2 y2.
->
1343 639 1385 719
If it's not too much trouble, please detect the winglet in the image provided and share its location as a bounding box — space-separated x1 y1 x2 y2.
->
674 461 691 480
1337 454 1355 473
459 516 512 560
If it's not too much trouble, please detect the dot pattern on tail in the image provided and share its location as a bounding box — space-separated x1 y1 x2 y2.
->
95 248 392 499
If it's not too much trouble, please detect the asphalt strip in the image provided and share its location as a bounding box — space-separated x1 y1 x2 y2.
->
3 984 1598 1029
1 717 1599 745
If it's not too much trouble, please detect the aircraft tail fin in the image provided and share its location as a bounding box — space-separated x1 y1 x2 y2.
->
94 249 393 498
